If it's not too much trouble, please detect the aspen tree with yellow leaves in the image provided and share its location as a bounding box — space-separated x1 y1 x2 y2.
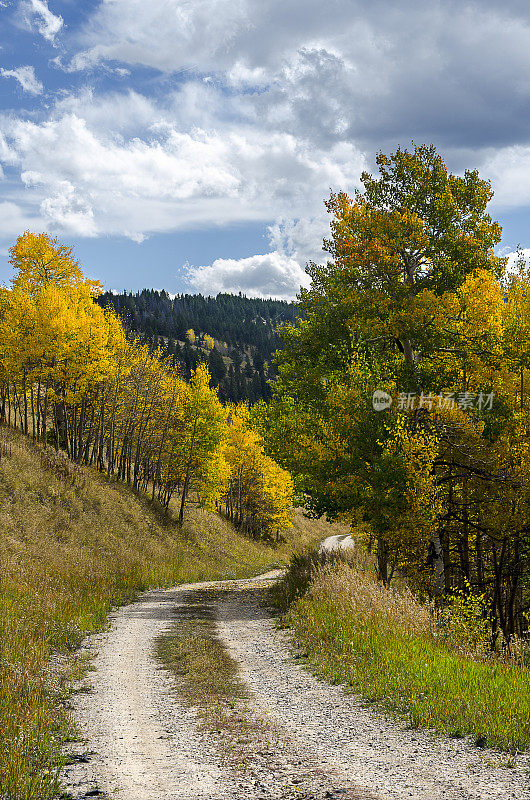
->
0 232 292 536
0 233 121 449
221 407 293 539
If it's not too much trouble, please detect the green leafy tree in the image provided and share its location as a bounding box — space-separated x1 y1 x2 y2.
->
270 143 510 592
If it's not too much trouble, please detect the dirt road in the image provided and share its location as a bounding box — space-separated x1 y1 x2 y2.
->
62 571 530 800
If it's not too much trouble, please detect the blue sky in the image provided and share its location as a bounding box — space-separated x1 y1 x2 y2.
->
1 0 530 298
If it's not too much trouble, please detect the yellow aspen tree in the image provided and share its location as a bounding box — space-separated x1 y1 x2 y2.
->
9 231 101 295
222 408 293 539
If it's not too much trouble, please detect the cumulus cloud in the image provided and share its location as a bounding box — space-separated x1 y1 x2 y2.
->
0 100 364 238
186 251 309 300
39 180 96 236
0 65 43 94
267 214 328 267
69 0 251 73
0 131 17 164
67 0 530 154
186 213 328 299
0 200 44 237
481 146 530 209
20 0 63 43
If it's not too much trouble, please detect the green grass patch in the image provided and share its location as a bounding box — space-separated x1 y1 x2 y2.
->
278 553 530 753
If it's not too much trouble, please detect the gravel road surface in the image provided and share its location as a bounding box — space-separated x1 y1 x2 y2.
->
62 570 530 800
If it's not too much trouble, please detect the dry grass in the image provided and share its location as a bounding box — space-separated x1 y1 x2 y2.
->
155 587 269 772
310 558 434 638
157 587 290 781
0 429 325 800
278 551 530 753
157 588 249 708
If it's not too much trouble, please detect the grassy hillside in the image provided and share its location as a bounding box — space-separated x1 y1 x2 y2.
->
0 427 327 800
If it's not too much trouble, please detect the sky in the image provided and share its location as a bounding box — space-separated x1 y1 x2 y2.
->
1 1 530 299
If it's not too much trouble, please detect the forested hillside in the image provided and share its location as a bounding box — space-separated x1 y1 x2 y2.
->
98 290 299 402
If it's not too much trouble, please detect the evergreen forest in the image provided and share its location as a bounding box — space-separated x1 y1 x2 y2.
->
97 290 299 403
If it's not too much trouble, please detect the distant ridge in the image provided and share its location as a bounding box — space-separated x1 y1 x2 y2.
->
98 290 300 403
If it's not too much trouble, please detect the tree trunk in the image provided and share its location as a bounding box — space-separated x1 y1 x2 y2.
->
430 530 445 596
178 416 197 526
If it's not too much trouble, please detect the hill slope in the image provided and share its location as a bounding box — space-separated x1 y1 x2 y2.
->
0 427 326 800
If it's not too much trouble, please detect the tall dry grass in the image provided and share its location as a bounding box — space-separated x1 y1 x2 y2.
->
0 428 325 800
278 551 530 752
311 557 435 636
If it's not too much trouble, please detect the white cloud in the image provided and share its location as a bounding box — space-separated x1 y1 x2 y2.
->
125 231 147 243
0 65 43 95
0 132 16 163
52 87 168 136
69 0 252 73
505 248 530 271
227 62 269 88
186 251 309 300
63 0 530 163
0 101 364 239
0 200 43 237
20 0 63 43
186 213 327 299
267 214 328 266
482 146 530 209
39 180 96 236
